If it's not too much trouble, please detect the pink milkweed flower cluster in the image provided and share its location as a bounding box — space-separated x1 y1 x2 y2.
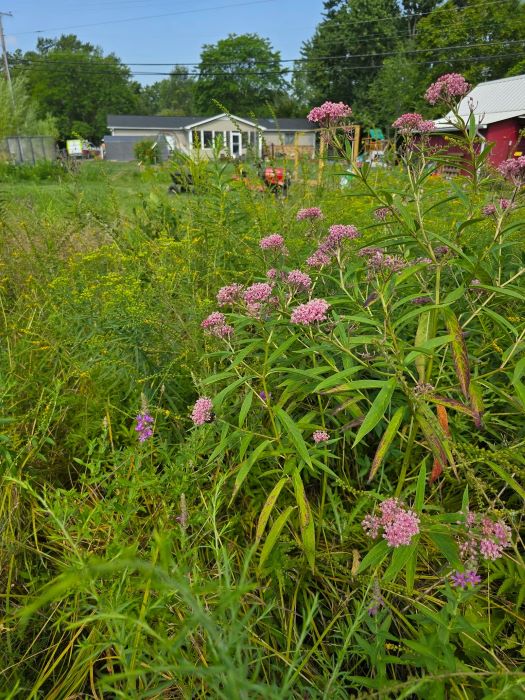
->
307 101 352 124
392 113 435 135
287 269 312 290
451 570 482 589
424 73 470 105
306 224 360 267
374 207 392 221
260 233 287 253
217 283 243 307
243 282 273 305
458 511 511 564
312 430 329 443
291 298 330 325
362 498 420 548
482 199 514 216
201 311 233 339
297 207 323 221
243 282 276 318
498 156 525 185
135 412 154 442
191 397 213 426
361 247 407 275
324 225 359 249
306 250 332 268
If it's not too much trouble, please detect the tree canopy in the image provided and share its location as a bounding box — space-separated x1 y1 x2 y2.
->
298 0 525 128
299 0 402 108
13 35 140 142
195 34 286 115
139 66 196 116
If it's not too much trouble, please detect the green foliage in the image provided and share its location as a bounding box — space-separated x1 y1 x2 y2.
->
195 33 287 115
134 138 161 164
415 0 525 91
0 109 524 697
300 0 402 106
0 74 57 139
13 34 140 142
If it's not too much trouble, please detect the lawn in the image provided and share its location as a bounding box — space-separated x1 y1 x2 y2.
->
0 143 524 699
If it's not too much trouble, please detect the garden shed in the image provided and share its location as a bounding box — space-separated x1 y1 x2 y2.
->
430 73 525 166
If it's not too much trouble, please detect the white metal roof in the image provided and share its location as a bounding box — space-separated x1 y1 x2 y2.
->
433 73 525 131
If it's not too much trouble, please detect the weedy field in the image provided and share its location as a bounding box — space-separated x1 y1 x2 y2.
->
0 105 524 699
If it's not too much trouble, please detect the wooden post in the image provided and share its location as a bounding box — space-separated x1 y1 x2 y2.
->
317 132 325 185
352 124 360 164
293 131 300 180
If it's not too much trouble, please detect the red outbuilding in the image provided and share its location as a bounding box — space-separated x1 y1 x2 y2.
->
430 74 525 168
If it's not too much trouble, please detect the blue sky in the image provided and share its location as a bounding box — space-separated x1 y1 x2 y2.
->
5 0 326 83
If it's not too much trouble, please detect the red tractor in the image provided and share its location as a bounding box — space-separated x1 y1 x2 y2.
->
257 163 291 196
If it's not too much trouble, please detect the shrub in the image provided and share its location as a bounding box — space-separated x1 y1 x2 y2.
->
134 138 161 164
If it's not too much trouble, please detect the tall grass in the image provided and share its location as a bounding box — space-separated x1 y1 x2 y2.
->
0 147 524 698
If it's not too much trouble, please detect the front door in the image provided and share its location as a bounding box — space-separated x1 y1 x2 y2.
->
231 132 242 157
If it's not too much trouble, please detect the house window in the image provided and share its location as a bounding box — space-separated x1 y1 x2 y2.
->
283 132 295 145
202 130 214 147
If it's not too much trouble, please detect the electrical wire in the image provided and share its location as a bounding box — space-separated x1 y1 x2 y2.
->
15 37 525 69
12 50 525 78
8 0 516 37
11 0 279 36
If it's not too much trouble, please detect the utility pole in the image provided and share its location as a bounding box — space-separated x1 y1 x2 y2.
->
0 11 13 107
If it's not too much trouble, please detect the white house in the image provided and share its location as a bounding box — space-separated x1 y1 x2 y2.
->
105 113 317 161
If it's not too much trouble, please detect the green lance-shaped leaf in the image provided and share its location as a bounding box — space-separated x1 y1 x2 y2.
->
443 308 470 400
275 407 312 467
415 311 432 383
367 406 405 482
415 462 426 511
353 377 397 447
238 390 253 427
258 506 295 572
255 477 288 544
292 468 315 571
468 382 484 429
232 439 272 499
512 356 525 411
426 395 478 421
357 539 389 575
416 410 453 469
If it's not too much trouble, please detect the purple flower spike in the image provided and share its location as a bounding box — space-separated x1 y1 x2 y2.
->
451 570 481 589
135 412 154 442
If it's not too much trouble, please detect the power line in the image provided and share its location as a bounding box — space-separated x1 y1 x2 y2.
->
7 0 514 37
12 50 525 79
10 0 278 36
14 38 525 72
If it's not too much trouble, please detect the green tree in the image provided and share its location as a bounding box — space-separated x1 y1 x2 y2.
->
300 0 401 109
0 75 57 140
415 0 525 108
13 35 139 142
195 34 286 115
156 66 196 115
363 52 426 129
